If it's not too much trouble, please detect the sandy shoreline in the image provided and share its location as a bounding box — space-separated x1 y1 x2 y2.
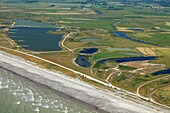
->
0 51 168 113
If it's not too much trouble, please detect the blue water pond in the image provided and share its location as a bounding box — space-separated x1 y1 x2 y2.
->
98 56 156 63
75 55 91 67
80 48 98 54
152 68 170 76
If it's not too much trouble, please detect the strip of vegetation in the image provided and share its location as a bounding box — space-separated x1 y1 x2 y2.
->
119 65 137 70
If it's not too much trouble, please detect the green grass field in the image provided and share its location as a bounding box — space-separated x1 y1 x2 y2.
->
91 52 130 61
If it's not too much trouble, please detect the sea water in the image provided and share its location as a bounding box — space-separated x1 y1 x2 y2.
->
0 68 99 113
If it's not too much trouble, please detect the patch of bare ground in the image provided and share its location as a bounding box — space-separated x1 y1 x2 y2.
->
165 22 170 26
120 61 165 74
116 27 134 32
0 10 22 12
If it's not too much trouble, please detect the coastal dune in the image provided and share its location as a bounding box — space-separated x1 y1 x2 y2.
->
0 51 167 113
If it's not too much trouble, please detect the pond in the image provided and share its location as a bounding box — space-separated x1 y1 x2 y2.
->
75 55 91 67
80 38 101 42
80 48 98 54
8 20 62 51
152 68 170 76
98 56 156 63
113 32 156 45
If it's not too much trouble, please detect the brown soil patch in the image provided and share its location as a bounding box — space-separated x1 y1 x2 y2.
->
120 61 165 74
116 27 133 32
121 61 148 68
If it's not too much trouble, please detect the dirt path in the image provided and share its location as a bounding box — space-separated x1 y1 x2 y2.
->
136 75 170 109
60 33 73 51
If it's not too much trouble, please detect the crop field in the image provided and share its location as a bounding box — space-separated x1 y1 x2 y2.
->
0 0 170 108
136 47 156 56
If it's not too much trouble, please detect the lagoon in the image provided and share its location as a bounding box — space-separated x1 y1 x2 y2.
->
8 20 62 51
9 27 62 51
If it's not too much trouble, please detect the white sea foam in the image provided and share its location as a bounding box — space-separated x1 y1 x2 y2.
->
27 91 34 95
35 96 42 102
27 96 34 101
54 100 58 103
11 89 22 93
15 92 25 96
26 92 34 101
70 109 73 112
33 103 41 106
35 92 40 96
1 78 8 84
42 104 49 108
44 98 49 103
60 103 63 108
34 108 40 113
61 109 68 113
55 109 61 112
1 84 9 88
9 29 17 31
9 79 16 85
14 101 20 105
49 104 59 109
